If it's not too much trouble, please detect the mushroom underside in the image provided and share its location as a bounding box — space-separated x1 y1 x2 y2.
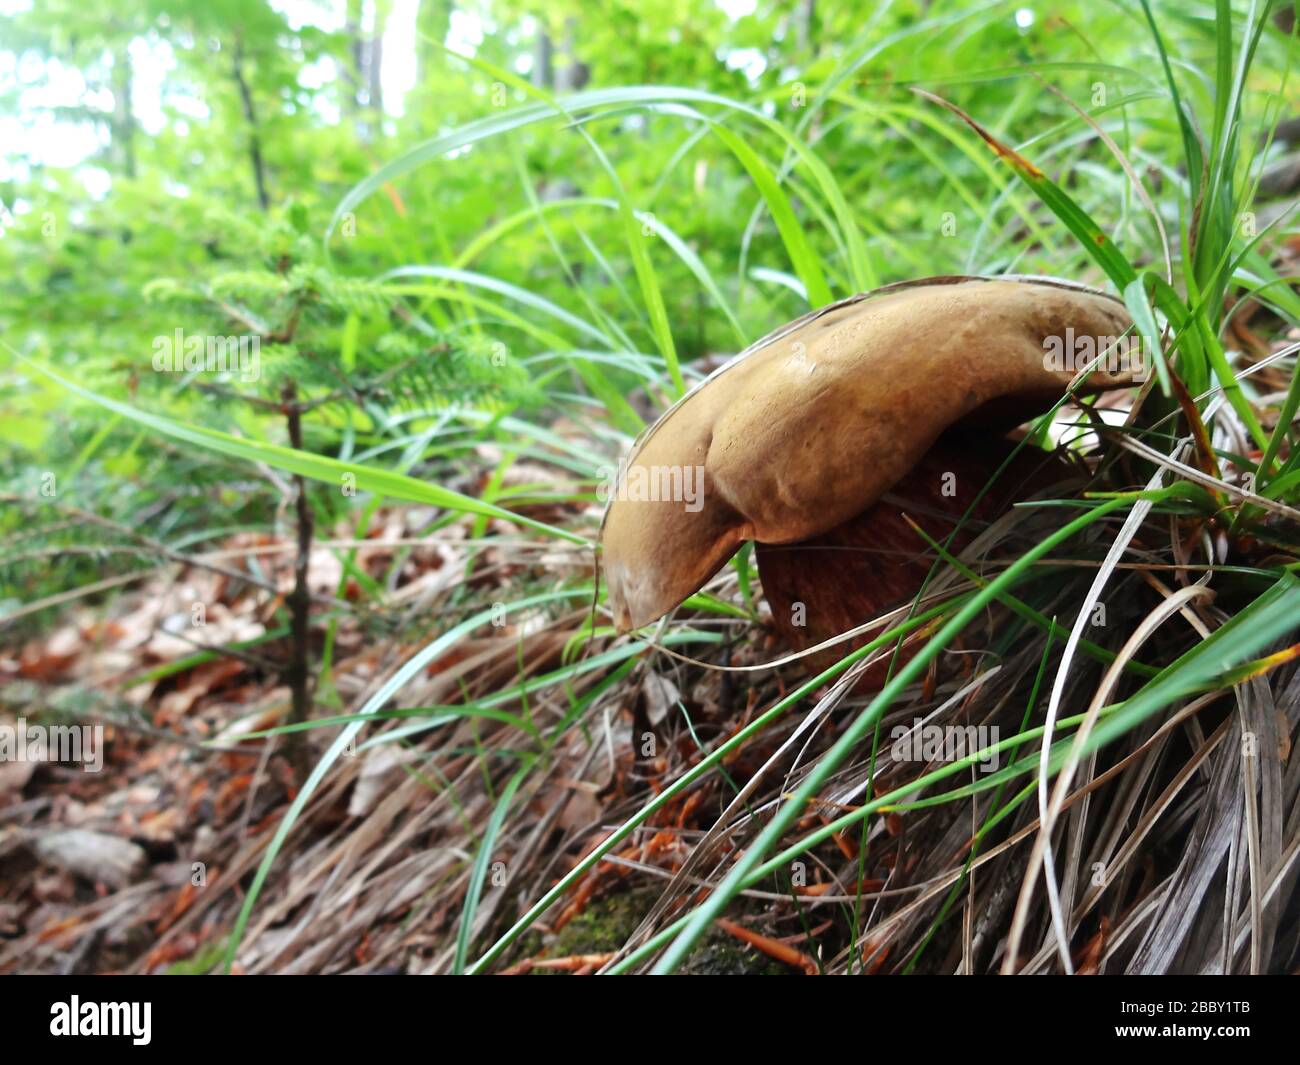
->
755 431 1077 683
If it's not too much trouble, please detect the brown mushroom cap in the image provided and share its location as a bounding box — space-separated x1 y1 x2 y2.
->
600 276 1137 633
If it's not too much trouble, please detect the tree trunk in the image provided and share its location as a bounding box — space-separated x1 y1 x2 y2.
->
111 46 136 178
231 35 270 210
416 0 453 84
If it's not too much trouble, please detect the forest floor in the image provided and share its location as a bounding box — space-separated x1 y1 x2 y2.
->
0 486 814 974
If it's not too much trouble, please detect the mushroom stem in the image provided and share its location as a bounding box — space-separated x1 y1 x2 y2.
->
755 432 1075 685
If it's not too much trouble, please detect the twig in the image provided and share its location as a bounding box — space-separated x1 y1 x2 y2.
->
282 381 315 777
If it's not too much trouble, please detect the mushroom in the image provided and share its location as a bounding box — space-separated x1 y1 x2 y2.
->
599 276 1138 655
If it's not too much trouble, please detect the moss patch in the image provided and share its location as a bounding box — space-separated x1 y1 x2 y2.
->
523 890 789 975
